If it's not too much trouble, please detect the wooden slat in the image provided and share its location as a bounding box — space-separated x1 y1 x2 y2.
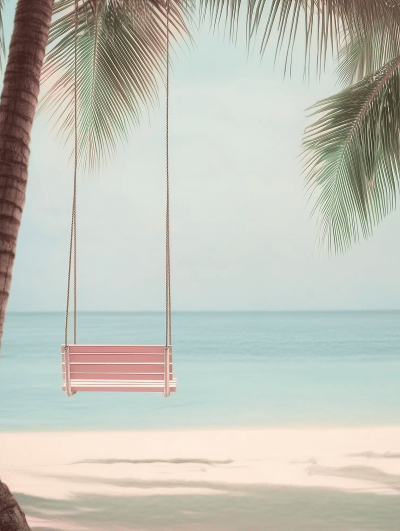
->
62 378 177 393
63 345 169 354
65 363 172 374
68 373 174 380
62 371 174 379
66 354 168 363
62 355 172 364
65 387 177 393
62 366 174 376
68 379 177 386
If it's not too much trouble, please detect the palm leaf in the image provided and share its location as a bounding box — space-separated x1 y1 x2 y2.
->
337 7 400 87
39 0 193 172
200 0 400 75
198 0 242 41
303 54 400 253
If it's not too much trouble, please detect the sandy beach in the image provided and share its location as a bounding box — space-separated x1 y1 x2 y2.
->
1 427 399 530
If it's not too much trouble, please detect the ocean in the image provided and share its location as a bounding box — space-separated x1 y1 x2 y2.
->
0 310 399 431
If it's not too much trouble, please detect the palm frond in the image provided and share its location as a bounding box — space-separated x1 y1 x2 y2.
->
198 0 242 41
337 7 400 87
303 54 400 253
200 0 400 75
39 0 193 172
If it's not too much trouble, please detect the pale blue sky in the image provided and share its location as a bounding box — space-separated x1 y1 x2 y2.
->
4 3 400 312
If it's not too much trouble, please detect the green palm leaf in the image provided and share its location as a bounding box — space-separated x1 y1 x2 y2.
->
303 54 400 252
337 8 400 86
39 0 193 172
198 0 400 75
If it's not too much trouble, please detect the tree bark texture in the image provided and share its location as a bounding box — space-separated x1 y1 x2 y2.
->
0 480 30 530
0 0 54 346
0 1 54 529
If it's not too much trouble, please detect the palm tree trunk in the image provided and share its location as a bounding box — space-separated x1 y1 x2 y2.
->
0 479 30 530
0 1 54 529
0 0 54 346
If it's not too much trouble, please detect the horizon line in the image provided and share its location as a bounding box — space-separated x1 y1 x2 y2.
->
6 308 400 314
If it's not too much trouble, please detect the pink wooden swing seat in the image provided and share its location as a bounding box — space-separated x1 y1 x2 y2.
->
62 344 176 396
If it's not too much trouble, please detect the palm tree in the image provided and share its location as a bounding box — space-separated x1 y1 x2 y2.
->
0 479 30 530
0 0 399 529
0 0 54 347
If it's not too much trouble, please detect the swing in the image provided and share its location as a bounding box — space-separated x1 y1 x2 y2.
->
61 0 176 397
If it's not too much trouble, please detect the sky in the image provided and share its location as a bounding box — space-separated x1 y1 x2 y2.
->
3 2 400 312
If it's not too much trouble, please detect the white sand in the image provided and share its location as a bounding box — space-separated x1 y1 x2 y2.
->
1 427 399 530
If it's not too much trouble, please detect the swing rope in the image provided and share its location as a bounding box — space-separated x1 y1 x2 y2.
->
165 0 172 348
65 0 172 349
65 0 79 348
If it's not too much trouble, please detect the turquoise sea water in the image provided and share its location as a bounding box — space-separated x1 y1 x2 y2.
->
0 310 399 431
